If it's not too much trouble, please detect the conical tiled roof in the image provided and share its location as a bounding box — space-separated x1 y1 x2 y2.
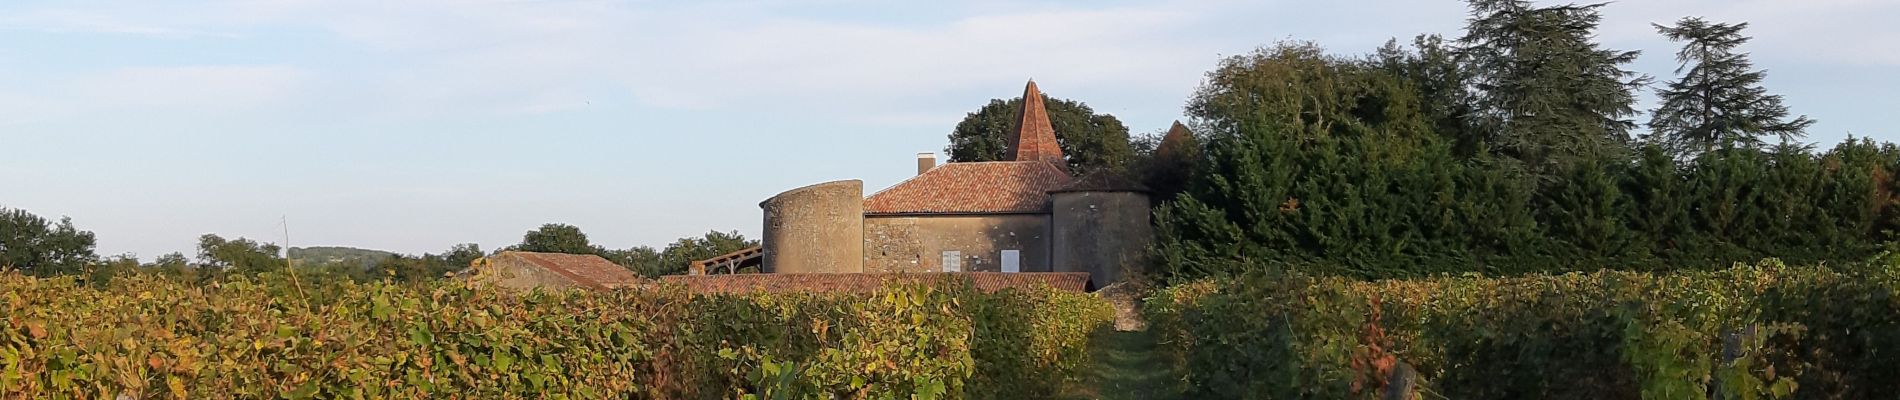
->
1006 80 1065 171
1156 120 1194 157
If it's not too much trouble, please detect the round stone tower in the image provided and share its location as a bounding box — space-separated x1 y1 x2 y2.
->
1050 171 1152 288
760 180 865 273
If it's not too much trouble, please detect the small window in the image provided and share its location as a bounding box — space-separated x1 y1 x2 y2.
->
941 251 962 272
1000 250 1021 273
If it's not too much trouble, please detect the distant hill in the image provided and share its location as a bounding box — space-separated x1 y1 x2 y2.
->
288 246 400 268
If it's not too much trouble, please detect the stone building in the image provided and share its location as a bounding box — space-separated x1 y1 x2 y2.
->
759 80 1153 288
468 251 643 290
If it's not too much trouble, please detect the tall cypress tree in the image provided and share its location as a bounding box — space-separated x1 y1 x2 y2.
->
1457 0 1646 171
1647 17 1814 156
1623 145 1687 257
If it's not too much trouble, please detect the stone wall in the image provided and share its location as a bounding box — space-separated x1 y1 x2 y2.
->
1051 191 1152 287
760 180 865 273
863 214 1052 273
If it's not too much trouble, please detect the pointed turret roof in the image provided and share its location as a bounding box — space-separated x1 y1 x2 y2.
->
1155 120 1195 158
1006 80 1065 171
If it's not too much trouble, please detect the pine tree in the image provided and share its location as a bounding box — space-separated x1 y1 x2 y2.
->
1647 17 1814 156
1458 0 1647 171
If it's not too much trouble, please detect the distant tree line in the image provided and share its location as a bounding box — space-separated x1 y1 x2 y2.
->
505 223 757 278
1153 1 1886 280
0 206 753 284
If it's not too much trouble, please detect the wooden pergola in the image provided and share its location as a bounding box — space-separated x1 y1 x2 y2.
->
688 246 763 275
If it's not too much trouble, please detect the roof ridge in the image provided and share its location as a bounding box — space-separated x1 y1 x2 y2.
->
496 251 638 290
862 159 1073 214
863 168 931 199
863 161 1052 199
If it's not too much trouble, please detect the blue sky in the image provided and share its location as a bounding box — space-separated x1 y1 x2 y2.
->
3 0 1897 259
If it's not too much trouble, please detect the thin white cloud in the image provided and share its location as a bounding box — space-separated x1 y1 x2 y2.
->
62 0 1227 115
68 66 310 111
0 91 71 126
0 9 234 37
1600 0 1900 67
11 0 1893 119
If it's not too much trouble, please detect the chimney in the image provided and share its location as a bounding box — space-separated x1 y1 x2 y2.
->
916 152 937 175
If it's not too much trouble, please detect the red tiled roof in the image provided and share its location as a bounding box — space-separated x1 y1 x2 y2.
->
501 251 643 290
1007 80 1066 171
863 161 1073 215
657 272 1089 294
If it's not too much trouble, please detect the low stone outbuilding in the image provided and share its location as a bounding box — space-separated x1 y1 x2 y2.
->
468 251 642 291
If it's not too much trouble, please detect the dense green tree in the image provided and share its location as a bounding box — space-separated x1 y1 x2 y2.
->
1622 145 1689 256
152 252 190 270
359 243 484 282
83 254 143 286
1157 42 1548 279
502 223 757 278
134 252 198 281
1376 35 1485 157
1458 0 1647 171
602 246 662 276
1149 33 1891 282
1132 122 1201 203
608 231 758 278
0 207 98 276
1538 157 1635 258
946 95 1135 174
661 230 758 275
196 234 286 274
511 223 603 255
439 243 484 270
1647 17 1814 156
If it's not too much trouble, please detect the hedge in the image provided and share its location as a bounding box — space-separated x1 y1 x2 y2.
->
1146 259 1900 399
1154 38 1900 281
0 272 1114 399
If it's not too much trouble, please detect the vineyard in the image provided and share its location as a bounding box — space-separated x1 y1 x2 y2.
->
11 261 1900 399
1147 259 1900 399
0 273 1113 399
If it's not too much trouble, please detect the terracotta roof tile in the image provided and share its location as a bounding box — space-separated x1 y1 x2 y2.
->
502 251 643 290
1155 120 1196 159
863 161 1073 214
1008 80 1066 171
657 272 1090 294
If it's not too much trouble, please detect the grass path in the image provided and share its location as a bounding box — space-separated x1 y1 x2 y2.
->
1059 328 1185 400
